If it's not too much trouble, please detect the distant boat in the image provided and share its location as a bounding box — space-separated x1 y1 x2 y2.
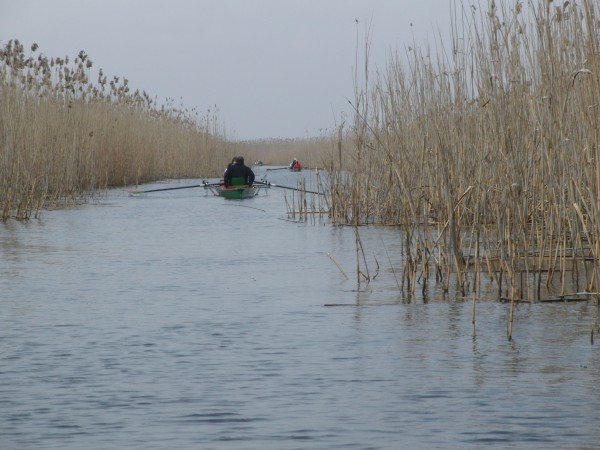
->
289 160 303 171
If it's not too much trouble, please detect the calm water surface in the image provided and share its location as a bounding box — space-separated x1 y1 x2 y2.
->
1 168 599 449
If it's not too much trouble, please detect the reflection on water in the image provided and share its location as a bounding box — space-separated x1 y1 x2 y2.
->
1 168 599 449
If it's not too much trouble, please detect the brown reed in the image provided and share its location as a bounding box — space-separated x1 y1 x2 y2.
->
0 40 232 220
233 135 339 170
283 174 329 224
328 0 600 304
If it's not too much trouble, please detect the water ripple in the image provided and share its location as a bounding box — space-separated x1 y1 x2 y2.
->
1 186 599 449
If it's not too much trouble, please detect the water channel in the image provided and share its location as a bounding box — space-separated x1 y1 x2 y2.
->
1 167 599 449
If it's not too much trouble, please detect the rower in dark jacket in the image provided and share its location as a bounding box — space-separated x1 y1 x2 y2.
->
223 156 255 187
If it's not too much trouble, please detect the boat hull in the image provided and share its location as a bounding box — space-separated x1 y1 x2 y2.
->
216 186 260 199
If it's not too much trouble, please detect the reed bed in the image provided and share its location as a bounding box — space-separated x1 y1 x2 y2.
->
0 40 232 220
328 0 600 304
234 135 339 169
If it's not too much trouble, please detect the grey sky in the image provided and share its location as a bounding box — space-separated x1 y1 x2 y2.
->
0 0 452 140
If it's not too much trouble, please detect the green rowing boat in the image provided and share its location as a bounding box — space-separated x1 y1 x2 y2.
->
214 185 261 199
204 178 268 199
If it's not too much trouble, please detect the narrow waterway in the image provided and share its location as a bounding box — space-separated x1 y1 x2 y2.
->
1 167 599 449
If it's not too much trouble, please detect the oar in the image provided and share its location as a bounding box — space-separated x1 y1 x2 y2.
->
128 184 205 195
266 167 290 171
254 180 325 195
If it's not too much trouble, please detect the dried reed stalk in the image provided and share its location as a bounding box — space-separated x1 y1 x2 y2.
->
328 0 600 307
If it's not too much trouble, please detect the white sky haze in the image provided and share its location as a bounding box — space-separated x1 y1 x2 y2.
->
0 0 452 140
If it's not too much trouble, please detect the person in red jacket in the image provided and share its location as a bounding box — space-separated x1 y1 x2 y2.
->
290 159 303 170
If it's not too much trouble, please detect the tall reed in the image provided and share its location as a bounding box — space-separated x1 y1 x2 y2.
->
0 40 232 220
328 0 600 302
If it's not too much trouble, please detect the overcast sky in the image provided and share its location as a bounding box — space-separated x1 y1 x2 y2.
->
1 0 452 140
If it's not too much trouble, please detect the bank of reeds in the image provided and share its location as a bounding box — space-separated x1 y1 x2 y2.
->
0 40 231 220
328 0 600 302
234 135 338 169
